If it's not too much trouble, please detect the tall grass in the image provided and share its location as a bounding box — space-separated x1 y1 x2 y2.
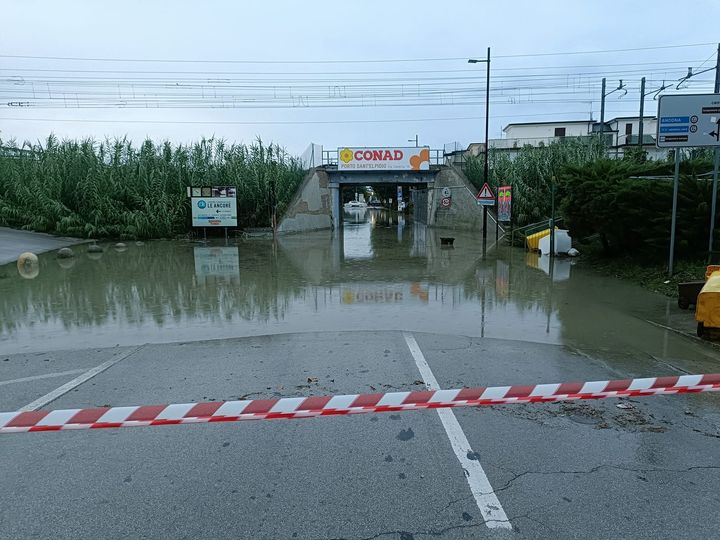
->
0 135 305 238
464 137 607 227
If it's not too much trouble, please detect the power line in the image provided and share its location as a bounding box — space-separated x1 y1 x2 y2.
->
0 59 705 77
495 43 716 58
0 42 713 64
0 110 645 126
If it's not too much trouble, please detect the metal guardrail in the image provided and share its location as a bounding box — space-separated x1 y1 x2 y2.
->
511 218 564 247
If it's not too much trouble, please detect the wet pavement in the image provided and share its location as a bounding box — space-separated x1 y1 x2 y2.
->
1 208 719 539
0 226 85 266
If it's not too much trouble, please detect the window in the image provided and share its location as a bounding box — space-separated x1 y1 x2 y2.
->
554 127 566 137
625 123 633 135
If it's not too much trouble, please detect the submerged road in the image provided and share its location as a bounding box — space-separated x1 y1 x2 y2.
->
1 215 719 538
0 227 85 265
1 330 719 539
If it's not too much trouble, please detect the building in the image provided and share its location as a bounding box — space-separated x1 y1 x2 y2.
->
487 116 664 159
503 120 595 141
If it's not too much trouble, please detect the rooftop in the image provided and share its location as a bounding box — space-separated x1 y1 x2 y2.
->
503 119 594 131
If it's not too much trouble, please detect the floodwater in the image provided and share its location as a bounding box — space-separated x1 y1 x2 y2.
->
0 208 717 372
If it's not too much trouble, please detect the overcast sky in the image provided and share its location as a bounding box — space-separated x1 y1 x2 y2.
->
2 0 719 155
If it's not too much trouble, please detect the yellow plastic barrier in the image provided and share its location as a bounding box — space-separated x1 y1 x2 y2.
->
705 265 720 280
526 227 558 251
696 268 720 336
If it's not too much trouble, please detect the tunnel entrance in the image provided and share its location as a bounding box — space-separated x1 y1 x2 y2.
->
339 183 429 227
276 146 488 235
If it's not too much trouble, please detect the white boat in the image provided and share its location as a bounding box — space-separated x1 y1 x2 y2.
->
344 200 368 209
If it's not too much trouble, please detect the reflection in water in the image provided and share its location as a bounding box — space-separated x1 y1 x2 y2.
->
342 208 373 260
1 217 716 371
193 247 241 283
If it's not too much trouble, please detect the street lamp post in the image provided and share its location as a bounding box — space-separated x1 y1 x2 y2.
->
468 47 491 240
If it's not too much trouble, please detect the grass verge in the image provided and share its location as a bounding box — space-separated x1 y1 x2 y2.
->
575 245 707 297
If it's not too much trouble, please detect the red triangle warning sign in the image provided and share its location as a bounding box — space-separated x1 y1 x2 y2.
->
476 183 495 201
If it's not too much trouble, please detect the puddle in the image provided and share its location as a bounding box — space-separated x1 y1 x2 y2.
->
0 209 717 372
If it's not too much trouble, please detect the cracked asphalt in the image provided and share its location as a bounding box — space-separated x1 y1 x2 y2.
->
2 330 720 539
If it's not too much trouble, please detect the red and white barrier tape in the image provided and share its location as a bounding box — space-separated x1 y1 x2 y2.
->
2 373 719 434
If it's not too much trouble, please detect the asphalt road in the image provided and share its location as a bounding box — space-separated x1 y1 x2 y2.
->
1 330 719 539
0 227 84 265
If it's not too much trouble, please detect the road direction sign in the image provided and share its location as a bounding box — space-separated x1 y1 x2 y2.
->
476 183 495 206
657 94 720 147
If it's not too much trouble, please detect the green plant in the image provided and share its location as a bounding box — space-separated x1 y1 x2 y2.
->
559 158 716 259
0 136 304 239
463 137 607 227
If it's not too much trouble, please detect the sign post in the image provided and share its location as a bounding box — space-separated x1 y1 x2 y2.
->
710 151 720 262
476 183 495 241
669 151 681 276
657 93 720 275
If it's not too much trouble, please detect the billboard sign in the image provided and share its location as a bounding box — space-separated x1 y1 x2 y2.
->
337 147 431 171
657 93 720 147
497 185 512 221
190 186 237 227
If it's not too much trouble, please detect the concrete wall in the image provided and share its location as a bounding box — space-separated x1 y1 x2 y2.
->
279 164 492 234
429 164 489 232
277 168 334 234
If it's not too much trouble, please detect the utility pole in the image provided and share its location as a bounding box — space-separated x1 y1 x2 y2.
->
549 176 556 258
599 78 606 143
599 79 625 148
408 135 419 147
468 48 491 241
707 43 720 260
638 77 646 149
483 47 491 241
483 47 490 190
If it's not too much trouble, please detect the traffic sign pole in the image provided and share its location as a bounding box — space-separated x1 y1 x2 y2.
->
669 150 681 277
483 206 488 241
708 45 720 262
657 93 720 273
709 151 719 261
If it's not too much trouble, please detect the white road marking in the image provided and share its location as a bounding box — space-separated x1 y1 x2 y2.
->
403 332 512 530
0 368 87 387
19 346 142 412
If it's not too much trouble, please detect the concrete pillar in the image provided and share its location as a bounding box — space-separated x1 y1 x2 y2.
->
329 183 340 230
426 181 436 226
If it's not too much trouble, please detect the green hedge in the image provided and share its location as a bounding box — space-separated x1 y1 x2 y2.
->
559 158 716 259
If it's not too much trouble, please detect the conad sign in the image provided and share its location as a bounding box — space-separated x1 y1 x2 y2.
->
337 147 431 171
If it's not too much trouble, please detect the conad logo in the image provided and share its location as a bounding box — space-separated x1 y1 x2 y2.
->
409 148 429 171
341 148 405 162
340 148 354 163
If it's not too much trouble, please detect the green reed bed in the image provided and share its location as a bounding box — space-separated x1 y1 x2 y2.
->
0 136 305 239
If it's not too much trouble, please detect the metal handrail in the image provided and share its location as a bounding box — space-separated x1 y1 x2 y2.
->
513 218 563 242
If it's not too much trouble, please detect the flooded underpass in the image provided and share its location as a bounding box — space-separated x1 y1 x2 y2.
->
1 211 720 539
0 209 716 368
